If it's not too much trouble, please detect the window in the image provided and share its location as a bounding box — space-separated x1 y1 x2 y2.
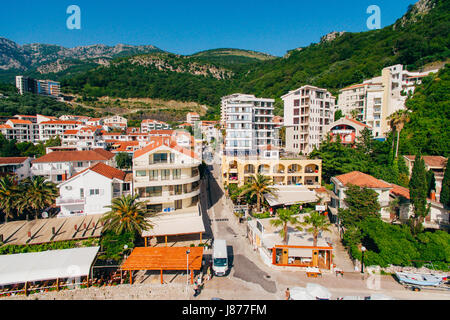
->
146 186 162 197
76 162 83 167
147 204 162 213
149 170 158 181
161 169 171 180
191 167 199 177
136 170 147 177
80 188 84 198
153 153 168 164
175 200 183 210
173 169 181 179
89 189 100 196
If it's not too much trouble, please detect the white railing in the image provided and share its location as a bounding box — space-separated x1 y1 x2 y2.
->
56 197 85 205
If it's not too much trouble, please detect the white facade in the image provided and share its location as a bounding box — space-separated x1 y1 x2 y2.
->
221 94 275 157
103 115 128 127
282 86 335 155
57 165 130 217
141 120 171 133
0 157 32 180
337 65 439 138
186 112 200 125
133 141 201 214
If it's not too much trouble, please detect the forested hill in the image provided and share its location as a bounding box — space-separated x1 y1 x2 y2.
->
60 0 448 118
238 0 450 98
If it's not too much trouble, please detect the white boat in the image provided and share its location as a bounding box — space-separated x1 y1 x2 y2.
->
395 271 447 287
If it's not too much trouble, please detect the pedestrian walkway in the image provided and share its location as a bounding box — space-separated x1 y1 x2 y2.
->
328 225 355 272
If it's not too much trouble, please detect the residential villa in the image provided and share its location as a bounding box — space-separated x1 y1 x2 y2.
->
403 155 447 199
141 119 172 133
0 157 32 180
186 112 200 125
31 149 116 183
57 162 131 217
324 117 372 145
329 171 449 229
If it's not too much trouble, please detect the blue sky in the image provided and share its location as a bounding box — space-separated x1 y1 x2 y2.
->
0 0 416 56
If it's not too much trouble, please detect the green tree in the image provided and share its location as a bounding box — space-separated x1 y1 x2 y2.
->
408 154 431 235
334 109 343 121
440 164 450 208
0 175 19 223
388 110 410 159
101 194 154 236
239 174 278 213
426 170 436 197
18 176 58 220
269 208 299 245
300 212 332 247
116 152 132 169
338 184 381 227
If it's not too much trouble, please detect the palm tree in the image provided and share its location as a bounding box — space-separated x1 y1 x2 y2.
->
101 194 154 236
350 109 359 120
18 176 58 220
0 175 19 223
270 208 300 245
301 212 332 247
239 174 278 213
388 110 410 159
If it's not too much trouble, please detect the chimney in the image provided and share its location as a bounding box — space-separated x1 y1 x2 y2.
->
430 191 436 202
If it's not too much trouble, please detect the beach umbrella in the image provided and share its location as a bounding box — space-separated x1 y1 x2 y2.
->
306 283 332 300
290 287 315 300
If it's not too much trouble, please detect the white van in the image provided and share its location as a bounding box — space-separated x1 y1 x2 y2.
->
212 239 228 276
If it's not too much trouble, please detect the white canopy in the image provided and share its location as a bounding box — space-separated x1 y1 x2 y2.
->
0 247 99 286
142 214 205 238
264 186 318 207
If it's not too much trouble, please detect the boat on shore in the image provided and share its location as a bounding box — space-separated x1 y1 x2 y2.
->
395 271 447 287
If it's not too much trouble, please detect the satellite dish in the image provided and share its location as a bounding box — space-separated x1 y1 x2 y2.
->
42 212 48 218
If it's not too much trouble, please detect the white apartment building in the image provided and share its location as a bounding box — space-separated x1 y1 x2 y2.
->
39 120 83 142
31 149 116 183
57 162 131 217
140 119 172 133
103 115 128 128
338 64 439 138
186 112 200 125
282 86 335 155
132 137 201 214
61 126 107 150
221 94 275 157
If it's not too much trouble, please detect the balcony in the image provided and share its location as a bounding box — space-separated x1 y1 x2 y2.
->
56 197 86 206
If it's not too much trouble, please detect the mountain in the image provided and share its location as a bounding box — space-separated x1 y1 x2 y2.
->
189 48 276 71
0 38 163 82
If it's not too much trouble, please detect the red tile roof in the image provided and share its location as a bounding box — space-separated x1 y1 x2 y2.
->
70 162 126 181
403 156 447 168
133 137 198 160
335 171 392 189
0 157 29 165
40 120 82 125
8 119 32 125
33 149 115 163
345 117 371 128
63 130 79 135
390 184 410 199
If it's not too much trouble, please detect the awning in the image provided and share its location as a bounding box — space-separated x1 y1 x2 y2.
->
121 247 204 271
264 186 318 207
0 247 100 286
142 214 205 238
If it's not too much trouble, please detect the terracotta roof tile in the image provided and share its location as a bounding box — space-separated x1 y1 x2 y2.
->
404 155 447 168
0 157 29 164
33 149 115 163
8 119 32 125
335 171 392 189
70 162 126 181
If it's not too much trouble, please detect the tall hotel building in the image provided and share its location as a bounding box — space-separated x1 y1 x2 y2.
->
282 86 335 155
337 64 439 138
221 94 275 157
16 76 61 98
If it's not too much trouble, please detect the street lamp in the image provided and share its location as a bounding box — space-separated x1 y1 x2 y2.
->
186 250 191 288
361 246 366 274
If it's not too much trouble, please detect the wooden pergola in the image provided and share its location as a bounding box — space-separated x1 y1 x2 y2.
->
120 247 204 285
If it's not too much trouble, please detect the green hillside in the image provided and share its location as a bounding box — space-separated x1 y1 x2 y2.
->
61 0 449 120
